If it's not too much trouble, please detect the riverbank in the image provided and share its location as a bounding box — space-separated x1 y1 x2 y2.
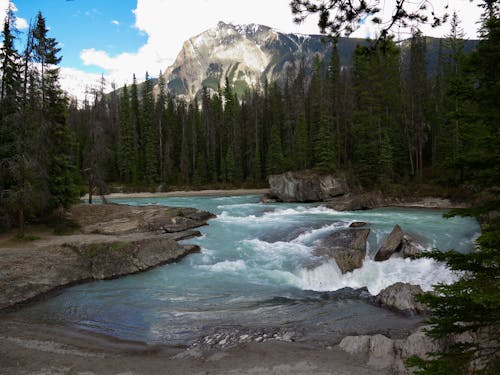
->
81 188 270 200
0 319 390 375
0 203 214 311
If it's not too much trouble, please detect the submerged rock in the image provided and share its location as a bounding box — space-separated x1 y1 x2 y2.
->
375 225 404 261
268 171 348 202
376 282 429 316
349 221 368 228
314 228 370 273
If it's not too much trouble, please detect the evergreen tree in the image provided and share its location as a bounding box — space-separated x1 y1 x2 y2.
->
351 40 400 185
141 72 158 184
156 73 167 182
118 84 137 183
404 30 428 180
33 12 78 209
266 121 285 175
0 4 21 230
293 113 308 171
130 74 142 179
408 10 500 375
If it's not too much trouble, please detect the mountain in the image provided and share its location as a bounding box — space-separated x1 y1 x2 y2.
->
158 22 364 100
158 22 479 101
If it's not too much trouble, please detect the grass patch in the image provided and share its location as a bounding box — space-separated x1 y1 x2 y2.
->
110 242 129 252
12 234 41 242
85 242 130 259
43 212 81 235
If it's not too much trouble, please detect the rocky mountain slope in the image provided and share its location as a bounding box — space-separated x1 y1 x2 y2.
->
157 21 478 101
158 21 363 100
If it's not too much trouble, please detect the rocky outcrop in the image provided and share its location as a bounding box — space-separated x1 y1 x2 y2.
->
0 204 212 311
375 225 405 261
68 204 215 235
325 192 468 211
338 326 444 374
376 282 429 316
314 228 370 273
267 171 348 203
375 226 427 261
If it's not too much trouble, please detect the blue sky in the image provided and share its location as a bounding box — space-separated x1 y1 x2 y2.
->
12 0 146 73
1 0 485 100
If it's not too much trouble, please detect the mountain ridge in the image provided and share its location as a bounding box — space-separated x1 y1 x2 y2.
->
156 21 478 101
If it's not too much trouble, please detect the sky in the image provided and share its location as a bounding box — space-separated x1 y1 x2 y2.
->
1 0 485 99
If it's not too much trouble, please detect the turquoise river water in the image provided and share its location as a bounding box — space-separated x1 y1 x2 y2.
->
14 195 480 347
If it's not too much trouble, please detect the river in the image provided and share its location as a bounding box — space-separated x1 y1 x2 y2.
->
14 195 480 347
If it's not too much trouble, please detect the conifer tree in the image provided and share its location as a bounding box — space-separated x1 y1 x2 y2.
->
141 72 158 184
0 4 21 230
293 113 308 170
404 30 428 180
33 12 78 209
266 122 285 175
119 84 137 183
130 74 142 179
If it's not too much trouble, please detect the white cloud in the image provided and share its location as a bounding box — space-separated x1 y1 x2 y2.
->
111 20 120 26
67 0 485 97
0 0 28 29
77 0 321 87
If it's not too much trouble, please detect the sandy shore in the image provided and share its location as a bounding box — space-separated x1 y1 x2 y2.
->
81 188 269 200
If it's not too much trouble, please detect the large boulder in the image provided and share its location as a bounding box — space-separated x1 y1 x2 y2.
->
268 171 348 202
401 234 426 259
339 334 396 370
377 282 429 316
375 225 404 261
314 228 370 273
326 191 385 211
375 226 427 261
339 328 445 374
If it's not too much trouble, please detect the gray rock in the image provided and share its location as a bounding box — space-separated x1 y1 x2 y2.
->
338 334 396 370
367 334 396 369
377 282 428 316
375 225 404 261
339 329 444 374
326 192 385 211
401 234 426 259
268 171 348 202
339 335 371 355
400 326 442 360
349 221 367 228
314 228 370 273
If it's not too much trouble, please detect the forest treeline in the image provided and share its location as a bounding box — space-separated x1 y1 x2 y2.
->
71 13 492 195
1 10 499 231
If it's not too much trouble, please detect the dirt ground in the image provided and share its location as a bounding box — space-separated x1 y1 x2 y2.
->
0 318 384 375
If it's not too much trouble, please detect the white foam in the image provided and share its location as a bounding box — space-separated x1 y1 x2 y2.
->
291 222 347 244
197 260 247 273
241 238 311 258
293 258 458 295
217 205 341 224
